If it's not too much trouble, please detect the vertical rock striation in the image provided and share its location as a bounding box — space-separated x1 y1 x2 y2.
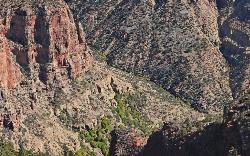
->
0 0 92 90
0 34 22 89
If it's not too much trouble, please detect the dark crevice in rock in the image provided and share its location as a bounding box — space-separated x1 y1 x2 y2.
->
38 65 48 84
109 130 118 156
12 48 29 67
6 9 27 45
66 63 72 79
154 0 166 9
3 115 14 131
34 8 50 64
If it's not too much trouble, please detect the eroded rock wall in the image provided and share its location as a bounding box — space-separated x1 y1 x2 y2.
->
0 0 92 90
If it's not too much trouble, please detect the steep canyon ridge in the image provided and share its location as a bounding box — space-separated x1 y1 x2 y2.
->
0 0 249 155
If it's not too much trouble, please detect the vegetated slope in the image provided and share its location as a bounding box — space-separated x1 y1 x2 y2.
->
0 59 211 155
64 0 250 155
0 1 211 154
0 0 249 155
67 0 233 113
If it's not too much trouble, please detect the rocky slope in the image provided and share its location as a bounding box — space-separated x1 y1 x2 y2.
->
0 58 211 155
66 0 233 113
129 93 250 156
0 1 210 153
66 0 250 155
0 0 249 155
219 0 250 98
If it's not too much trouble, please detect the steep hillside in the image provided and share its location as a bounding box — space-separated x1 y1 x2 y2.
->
67 0 233 113
0 58 211 155
0 0 249 155
0 1 211 154
129 93 250 156
219 0 250 98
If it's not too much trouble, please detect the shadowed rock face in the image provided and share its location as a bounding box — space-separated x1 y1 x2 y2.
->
140 123 226 156
219 0 250 98
0 0 92 89
224 95 250 155
110 94 250 156
217 0 234 9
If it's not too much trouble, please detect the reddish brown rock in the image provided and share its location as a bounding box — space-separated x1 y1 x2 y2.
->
0 35 22 89
109 129 146 156
0 0 92 89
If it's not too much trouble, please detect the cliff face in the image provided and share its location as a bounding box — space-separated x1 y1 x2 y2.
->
67 0 232 112
0 0 92 89
0 35 21 89
0 0 93 154
219 0 250 98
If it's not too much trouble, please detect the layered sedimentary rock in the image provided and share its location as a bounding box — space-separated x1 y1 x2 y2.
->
67 0 232 112
219 0 250 98
0 0 92 89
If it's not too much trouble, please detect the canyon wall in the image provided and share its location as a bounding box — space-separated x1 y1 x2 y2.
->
0 0 92 90
67 0 233 112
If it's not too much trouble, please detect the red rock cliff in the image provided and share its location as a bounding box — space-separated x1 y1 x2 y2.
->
0 0 92 89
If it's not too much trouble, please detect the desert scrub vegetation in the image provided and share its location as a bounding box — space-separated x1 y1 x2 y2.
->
58 108 73 125
79 116 112 156
0 140 17 156
179 113 223 135
0 139 47 156
73 145 96 156
114 93 152 136
90 46 108 62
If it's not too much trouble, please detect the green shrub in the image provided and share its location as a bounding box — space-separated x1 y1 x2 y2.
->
114 93 152 135
79 117 111 156
0 141 17 156
101 117 111 131
0 139 47 156
74 149 87 156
